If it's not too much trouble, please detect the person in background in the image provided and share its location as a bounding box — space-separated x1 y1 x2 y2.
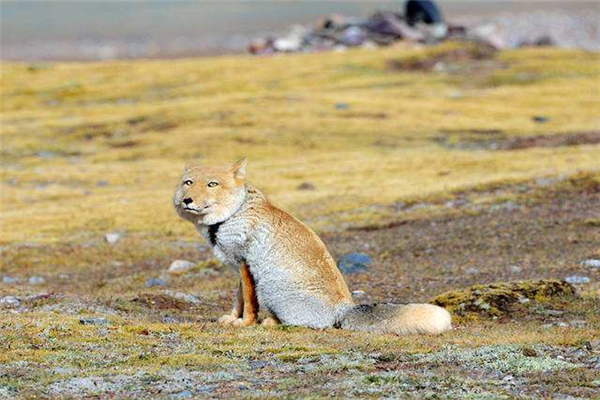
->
405 0 448 41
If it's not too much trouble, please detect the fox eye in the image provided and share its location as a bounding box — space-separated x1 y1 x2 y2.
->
207 181 219 188
183 179 193 186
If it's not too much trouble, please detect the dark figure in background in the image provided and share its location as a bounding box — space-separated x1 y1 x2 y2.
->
405 0 444 26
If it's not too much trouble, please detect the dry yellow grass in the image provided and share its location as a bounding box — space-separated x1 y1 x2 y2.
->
1 43 599 244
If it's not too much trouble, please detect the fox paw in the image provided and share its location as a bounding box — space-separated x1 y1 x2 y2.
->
261 316 280 327
218 314 239 326
232 317 257 327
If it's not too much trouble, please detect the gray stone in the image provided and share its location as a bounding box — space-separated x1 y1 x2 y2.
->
25 293 51 301
570 320 587 327
199 268 219 277
79 317 109 325
448 90 463 99
509 265 522 273
170 390 193 399
351 290 366 298
145 278 166 288
105 232 121 244
0 296 20 307
168 260 195 273
564 276 590 284
37 151 56 159
337 253 371 275
28 276 45 285
582 259 600 269
164 291 200 305
248 360 269 369
334 102 349 110
2 276 20 284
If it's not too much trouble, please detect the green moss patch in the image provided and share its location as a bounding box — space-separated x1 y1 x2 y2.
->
432 279 576 319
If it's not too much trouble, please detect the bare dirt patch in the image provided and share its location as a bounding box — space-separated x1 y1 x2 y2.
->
324 176 600 307
503 131 600 150
388 42 498 72
434 130 600 151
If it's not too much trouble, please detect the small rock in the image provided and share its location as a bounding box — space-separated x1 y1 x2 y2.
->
79 317 109 326
199 268 219 277
556 322 569 328
532 115 550 123
334 102 349 110
297 182 315 191
564 276 590 284
25 293 52 301
2 276 20 284
522 348 538 357
570 320 587 328
105 232 121 244
535 177 557 187
502 375 514 382
490 201 518 211
582 259 600 269
0 296 20 307
168 260 196 273
145 278 166 288
96 180 110 187
448 90 463 99
37 151 56 159
164 291 200 305
465 268 479 275
248 360 269 369
170 390 193 399
196 385 216 394
337 253 371 275
444 199 467 208
111 261 124 267
351 290 366 298
28 276 45 285
509 265 522 273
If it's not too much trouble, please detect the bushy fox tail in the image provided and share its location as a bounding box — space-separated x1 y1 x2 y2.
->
339 303 451 335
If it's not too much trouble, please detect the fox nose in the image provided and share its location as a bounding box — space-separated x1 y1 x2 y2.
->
183 197 193 205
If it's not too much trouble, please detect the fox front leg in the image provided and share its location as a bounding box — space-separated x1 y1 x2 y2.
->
218 281 243 326
231 262 259 327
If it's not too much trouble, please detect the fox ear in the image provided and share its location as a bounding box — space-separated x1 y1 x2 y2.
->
231 157 247 180
183 163 192 173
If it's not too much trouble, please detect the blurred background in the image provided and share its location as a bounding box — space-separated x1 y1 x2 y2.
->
2 1 599 61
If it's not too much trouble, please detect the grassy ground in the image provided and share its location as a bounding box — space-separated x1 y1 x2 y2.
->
1 42 599 398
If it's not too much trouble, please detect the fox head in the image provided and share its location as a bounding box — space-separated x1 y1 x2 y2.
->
174 158 247 226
